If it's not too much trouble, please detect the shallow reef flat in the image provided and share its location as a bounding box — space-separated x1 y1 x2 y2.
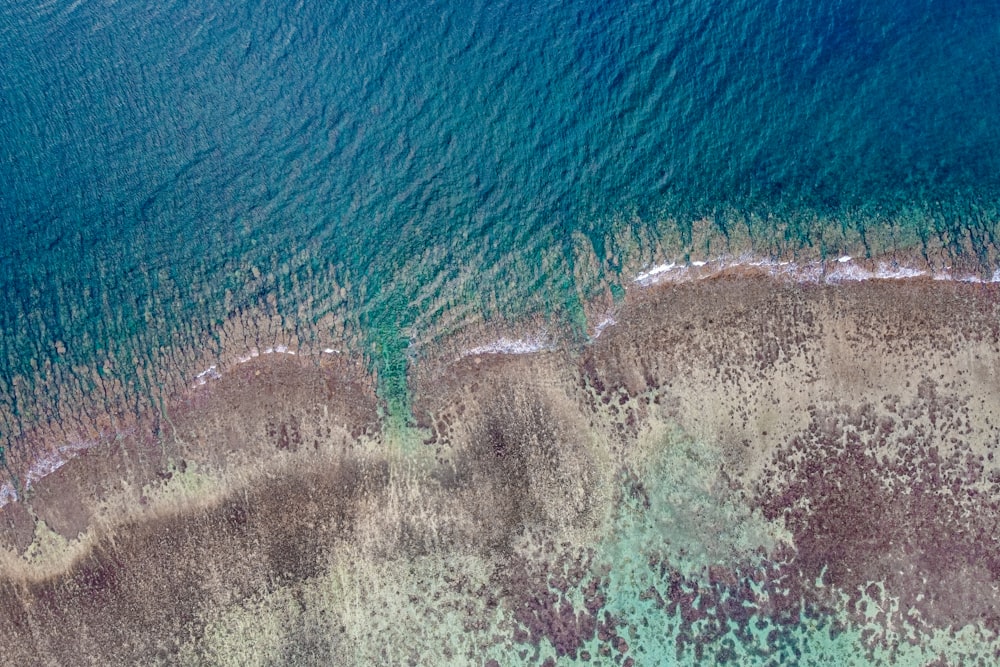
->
2 275 1000 665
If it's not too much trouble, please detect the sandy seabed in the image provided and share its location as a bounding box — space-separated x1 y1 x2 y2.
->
2 273 1000 666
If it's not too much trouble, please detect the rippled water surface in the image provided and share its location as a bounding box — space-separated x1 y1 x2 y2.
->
2 0 999 413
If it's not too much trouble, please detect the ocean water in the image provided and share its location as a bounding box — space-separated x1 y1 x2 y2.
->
3 0 1000 430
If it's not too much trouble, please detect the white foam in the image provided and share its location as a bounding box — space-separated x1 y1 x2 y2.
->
874 264 926 280
59 438 97 456
628 255 994 289
0 482 18 507
633 262 683 286
0 434 109 507
461 336 553 358
824 263 873 283
789 262 825 282
593 315 618 339
193 365 222 386
323 348 339 354
24 451 69 488
236 349 259 364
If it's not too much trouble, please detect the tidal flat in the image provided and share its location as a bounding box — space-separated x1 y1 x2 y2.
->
2 274 999 665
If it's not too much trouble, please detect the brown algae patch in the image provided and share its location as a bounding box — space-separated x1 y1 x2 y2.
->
1 277 1000 664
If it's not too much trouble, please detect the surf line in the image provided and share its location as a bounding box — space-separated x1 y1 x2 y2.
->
631 255 1000 288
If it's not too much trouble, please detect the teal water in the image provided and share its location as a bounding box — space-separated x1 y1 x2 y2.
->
3 0 999 424
2 0 999 425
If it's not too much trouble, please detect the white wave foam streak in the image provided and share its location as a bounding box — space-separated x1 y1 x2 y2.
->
780 261 824 282
948 269 1000 284
193 365 222 387
633 262 687 286
0 482 18 507
24 451 69 488
17 436 102 500
262 345 298 356
629 255 994 288
236 348 261 364
592 315 618 339
873 264 926 280
0 429 136 508
461 335 553 358
823 263 874 283
236 344 341 363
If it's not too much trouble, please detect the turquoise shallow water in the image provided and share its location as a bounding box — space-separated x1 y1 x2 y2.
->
2 0 1000 421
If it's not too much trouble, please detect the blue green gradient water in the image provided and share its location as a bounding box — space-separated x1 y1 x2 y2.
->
3 0 999 420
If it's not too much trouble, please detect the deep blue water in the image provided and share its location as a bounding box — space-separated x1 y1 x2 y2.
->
2 0 999 421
